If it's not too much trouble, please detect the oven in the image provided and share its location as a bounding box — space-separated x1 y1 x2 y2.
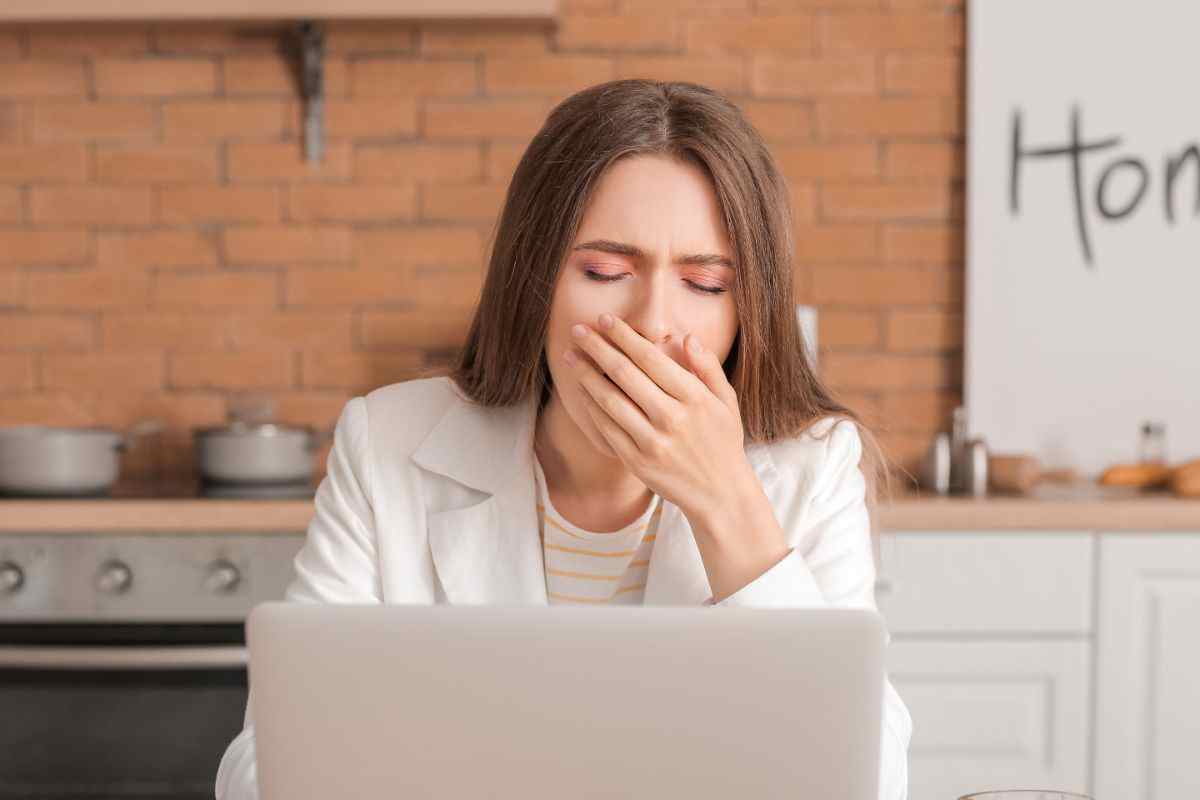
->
0 531 304 799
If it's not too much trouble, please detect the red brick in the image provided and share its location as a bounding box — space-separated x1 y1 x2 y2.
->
555 16 680 52
883 54 962 95
300 351 424 390
886 308 962 351
27 24 150 56
0 354 35 392
820 183 955 221
321 98 418 139
0 144 87 181
227 312 354 350
794 224 878 263
485 140 530 182
774 144 878 181
0 30 21 58
0 62 86 98
0 187 20 222
818 310 881 349
740 100 813 141
883 224 962 265
94 58 217 97
752 56 876 97
351 59 477 96
159 186 282 224
812 266 961 306
101 312 228 351
286 267 402 307
360 307 476 350
0 312 93 350
819 98 957 139
32 102 155 141
615 55 747 93
162 100 285 141
27 269 152 310
31 186 153 225
357 228 485 267
97 230 219 268
227 141 352 181
325 21 417 54
355 143 483 182
686 16 814 52
42 353 164 391
883 142 962 180
627 0 751 13
95 145 219 183
419 24 549 55
151 24 283 54
0 230 89 265
169 352 292 390
879 388 962 431
424 99 552 140
420 183 507 222
485 55 614 94
822 352 958 390
225 227 353 264
288 185 417 222
819 12 963 52
153 272 279 309
0 103 26 145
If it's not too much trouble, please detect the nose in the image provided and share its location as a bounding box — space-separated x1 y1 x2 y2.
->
622 271 675 350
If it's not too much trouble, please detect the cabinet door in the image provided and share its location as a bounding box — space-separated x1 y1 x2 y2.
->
1094 533 1200 800
888 640 1091 800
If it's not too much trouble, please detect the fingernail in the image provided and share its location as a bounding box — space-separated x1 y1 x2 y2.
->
571 323 588 339
599 313 614 329
563 348 577 365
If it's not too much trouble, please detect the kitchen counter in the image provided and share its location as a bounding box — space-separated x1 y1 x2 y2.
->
2 481 1199 533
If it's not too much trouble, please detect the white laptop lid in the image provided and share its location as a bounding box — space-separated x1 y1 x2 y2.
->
247 603 885 800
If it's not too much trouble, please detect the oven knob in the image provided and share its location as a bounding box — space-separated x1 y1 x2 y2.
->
96 560 133 595
205 560 241 594
0 561 24 594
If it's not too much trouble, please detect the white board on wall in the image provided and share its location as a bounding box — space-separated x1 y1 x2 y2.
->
967 0 1200 477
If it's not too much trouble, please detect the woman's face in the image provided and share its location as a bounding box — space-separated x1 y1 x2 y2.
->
544 153 739 455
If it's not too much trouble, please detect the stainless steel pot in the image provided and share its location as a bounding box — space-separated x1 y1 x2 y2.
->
193 420 333 485
0 419 165 496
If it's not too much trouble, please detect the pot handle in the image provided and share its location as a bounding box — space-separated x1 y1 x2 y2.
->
116 418 166 452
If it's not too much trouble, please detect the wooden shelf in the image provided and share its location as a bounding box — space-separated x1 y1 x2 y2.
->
0 0 556 23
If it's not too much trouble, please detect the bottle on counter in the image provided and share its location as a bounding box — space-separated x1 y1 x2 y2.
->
1138 421 1167 465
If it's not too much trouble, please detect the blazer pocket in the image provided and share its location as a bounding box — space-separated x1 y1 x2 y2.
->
427 497 499 605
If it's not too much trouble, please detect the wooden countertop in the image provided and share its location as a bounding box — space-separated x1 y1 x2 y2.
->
2 481 1198 533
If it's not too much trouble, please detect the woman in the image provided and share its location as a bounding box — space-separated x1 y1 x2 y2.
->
216 79 912 799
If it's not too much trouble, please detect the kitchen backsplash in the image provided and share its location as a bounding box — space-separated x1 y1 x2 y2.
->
0 1 964 481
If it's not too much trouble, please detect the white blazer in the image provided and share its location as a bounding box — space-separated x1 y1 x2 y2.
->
216 375 913 800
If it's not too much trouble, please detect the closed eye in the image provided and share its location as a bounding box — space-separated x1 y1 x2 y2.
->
583 268 727 295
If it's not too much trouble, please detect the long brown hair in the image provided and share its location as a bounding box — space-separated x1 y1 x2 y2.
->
428 79 895 533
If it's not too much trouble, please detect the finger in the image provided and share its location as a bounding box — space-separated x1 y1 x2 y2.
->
571 321 678 428
567 346 659 453
576 371 639 460
595 314 706 404
684 332 739 412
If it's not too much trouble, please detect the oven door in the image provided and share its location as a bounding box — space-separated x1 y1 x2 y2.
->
0 623 247 800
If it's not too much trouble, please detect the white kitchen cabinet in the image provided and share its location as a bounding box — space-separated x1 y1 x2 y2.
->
1093 533 1200 800
876 532 1095 799
875 532 1094 635
888 640 1092 800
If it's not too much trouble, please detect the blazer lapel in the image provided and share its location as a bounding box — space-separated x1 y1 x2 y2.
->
413 385 548 606
413 380 783 608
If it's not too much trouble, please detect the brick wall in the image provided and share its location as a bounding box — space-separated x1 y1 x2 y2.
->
0 0 964 483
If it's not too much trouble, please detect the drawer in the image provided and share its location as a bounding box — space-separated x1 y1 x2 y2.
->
875 532 1094 635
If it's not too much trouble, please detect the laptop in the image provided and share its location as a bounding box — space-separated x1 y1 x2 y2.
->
246 603 886 800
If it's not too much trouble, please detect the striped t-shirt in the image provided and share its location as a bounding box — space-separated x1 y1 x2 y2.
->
533 454 664 605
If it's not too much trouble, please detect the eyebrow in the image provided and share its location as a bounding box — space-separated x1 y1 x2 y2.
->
573 239 735 270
